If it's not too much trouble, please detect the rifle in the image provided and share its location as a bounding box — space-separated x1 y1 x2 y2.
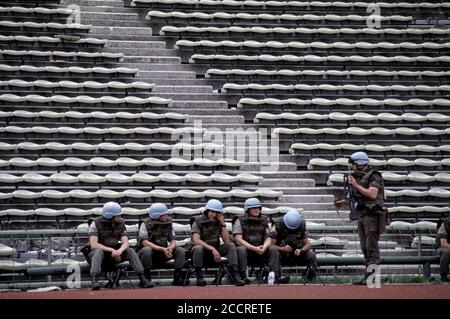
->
345 164 360 221
334 164 360 221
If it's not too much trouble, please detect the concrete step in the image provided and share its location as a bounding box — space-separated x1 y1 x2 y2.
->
272 187 336 196
136 78 227 87
115 63 194 71
106 41 166 49
150 93 227 101
62 0 124 6
170 100 228 109
153 86 213 93
169 108 244 116
135 79 220 86
124 56 181 63
258 178 315 188
186 115 244 124
80 12 140 21
90 26 153 38
281 194 335 204
137 71 195 79
240 162 297 171
82 19 148 27
90 33 153 41
106 48 179 56
75 5 138 13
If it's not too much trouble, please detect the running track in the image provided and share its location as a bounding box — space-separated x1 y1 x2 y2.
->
1 284 449 299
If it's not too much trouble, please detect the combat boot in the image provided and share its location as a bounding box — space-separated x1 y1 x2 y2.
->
305 265 318 282
274 271 290 284
353 271 371 285
91 273 101 291
195 267 207 286
441 273 450 283
240 271 251 285
138 273 154 288
227 266 246 286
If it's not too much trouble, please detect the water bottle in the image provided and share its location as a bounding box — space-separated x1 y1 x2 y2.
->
268 271 275 286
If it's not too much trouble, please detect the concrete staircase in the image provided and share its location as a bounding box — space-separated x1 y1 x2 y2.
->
60 0 337 220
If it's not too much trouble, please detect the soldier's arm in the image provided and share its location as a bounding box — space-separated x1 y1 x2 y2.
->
301 238 311 252
262 226 272 250
142 239 166 252
168 240 177 250
139 223 167 252
269 236 291 252
268 228 285 251
234 234 257 251
348 174 380 200
334 198 350 208
118 235 129 254
89 235 115 253
192 233 216 252
262 237 272 250
221 224 229 243
354 184 379 200
273 243 291 252
441 238 450 249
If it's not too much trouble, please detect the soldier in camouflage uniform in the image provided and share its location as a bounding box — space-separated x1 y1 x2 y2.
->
436 217 450 282
190 199 246 286
335 152 386 285
86 202 152 290
232 198 279 284
137 203 186 286
270 210 318 283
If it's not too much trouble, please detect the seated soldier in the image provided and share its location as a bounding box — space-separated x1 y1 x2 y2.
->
269 210 318 282
137 203 186 286
86 202 153 290
437 216 450 282
232 198 279 284
190 199 246 287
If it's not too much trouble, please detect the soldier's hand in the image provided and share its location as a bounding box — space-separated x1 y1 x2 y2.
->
283 245 293 253
212 248 221 262
334 199 349 208
255 246 265 255
294 249 302 256
111 249 121 257
217 213 225 225
347 176 358 187
163 247 172 258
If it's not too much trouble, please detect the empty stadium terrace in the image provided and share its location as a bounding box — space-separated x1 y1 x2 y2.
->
0 0 449 292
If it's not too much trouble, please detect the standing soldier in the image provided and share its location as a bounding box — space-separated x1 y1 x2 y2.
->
232 198 279 284
86 202 153 290
270 210 318 282
190 199 246 286
334 151 387 285
137 203 186 286
436 216 450 282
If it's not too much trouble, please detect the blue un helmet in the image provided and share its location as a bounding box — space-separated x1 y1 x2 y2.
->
244 198 262 213
283 210 303 230
349 151 369 165
102 202 122 220
204 199 223 214
149 203 169 220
